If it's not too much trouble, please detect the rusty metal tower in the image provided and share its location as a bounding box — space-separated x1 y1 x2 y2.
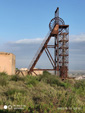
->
28 7 69 78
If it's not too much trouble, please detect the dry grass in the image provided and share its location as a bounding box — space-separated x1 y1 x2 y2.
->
0 71 85 113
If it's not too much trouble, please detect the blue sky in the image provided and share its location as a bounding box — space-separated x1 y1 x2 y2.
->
0 0 85 42
0 0 85 71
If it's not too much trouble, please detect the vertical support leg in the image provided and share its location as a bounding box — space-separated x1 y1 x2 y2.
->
54 36 56 75
54 35 58 75
56 34 60 76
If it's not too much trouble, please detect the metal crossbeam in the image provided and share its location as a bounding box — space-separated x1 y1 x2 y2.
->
45 49 54 68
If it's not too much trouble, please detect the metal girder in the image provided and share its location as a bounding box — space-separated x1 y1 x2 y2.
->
46 48 56 65
45 48 54 68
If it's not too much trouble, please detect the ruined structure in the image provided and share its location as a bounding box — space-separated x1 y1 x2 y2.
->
28 7 69 78
16 68 43 76
0 52 15 75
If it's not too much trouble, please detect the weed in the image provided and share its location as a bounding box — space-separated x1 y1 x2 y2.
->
0 71 84 113
0 72 8 86
26 75 39 86
10 75 25 82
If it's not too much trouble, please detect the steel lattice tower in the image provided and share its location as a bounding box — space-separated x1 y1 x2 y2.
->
28 7 69 79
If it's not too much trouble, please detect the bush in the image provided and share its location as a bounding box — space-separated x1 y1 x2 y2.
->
5 88 26 96
0 72 7 76
26 75 39 86
38 71 59 83
74 80 85 89
0 72 8 86
10 75 25 82
0 71 84 113
74 80 85 96
38 71 70 88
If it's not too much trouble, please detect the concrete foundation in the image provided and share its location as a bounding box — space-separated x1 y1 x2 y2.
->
0 52 15 75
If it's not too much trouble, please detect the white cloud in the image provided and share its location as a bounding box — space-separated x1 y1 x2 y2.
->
8 38 43 44
10 33 85 45
70 33 85 42
0 33 85 70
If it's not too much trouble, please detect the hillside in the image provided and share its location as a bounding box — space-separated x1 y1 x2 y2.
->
0 71 85 113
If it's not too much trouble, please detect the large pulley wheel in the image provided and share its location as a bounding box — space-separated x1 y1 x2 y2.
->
49 17 65 33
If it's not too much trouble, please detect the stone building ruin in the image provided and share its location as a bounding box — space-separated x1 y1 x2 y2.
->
0 52 15 75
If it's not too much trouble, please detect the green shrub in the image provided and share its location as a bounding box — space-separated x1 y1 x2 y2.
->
10 75 25 82
5 88 26 96
38 71 59 83
0 72 7 76
38 71 70 88
0 71 84 113
0 72 8 86
74 80 85 96
74 80 85 89
26 75 39 86
0 110 21 113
